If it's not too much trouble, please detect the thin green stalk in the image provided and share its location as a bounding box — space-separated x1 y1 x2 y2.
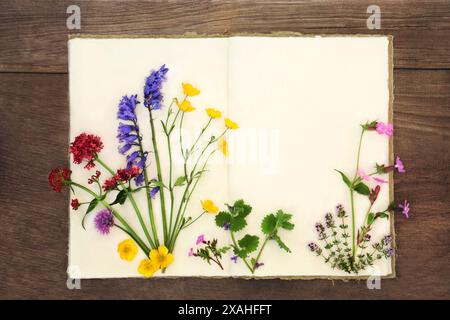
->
252 236 269 271
135 135 160 248
70 182 150 254
231 231 253 274
95 157 156 249
182 212 205 230
148 108 169 245
169 149 216 251
350 128 366 261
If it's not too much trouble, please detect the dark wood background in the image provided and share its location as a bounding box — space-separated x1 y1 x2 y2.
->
0 0 449 299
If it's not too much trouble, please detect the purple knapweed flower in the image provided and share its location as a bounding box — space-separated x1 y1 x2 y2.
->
94 209 114 235
144 65 169 110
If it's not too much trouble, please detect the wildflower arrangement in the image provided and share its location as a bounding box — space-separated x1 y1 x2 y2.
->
214 199 295 274
48 65 238 277
308 121 410 274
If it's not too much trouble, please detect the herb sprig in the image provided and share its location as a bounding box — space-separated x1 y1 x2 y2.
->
216 199 295 274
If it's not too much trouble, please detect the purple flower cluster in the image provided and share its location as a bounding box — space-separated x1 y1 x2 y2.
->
94 209 114 235
144 64 169 110
117 95 147 185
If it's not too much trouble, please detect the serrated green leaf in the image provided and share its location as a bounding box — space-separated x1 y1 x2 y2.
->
354 182 370 195
215 211 231 228
335 170 352 188
261 214 277 234
238 234 259 254
82 198 98 230
232 199 252 218
271 234 291 252
281 221 295 230
174 176 186 187
110 189 127 206
229 217 247 232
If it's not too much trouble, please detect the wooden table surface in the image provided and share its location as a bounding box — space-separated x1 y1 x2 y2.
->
0 0 449 300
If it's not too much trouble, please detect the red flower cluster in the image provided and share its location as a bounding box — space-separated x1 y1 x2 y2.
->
71 198 80 210
48 167 71 192
102 167 140 191
69 133 103 169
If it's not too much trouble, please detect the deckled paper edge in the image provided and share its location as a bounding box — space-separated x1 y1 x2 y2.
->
66 33 395 281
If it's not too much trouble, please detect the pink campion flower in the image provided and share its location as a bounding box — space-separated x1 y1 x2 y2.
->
395 156 406 173
375 122 394 137
373 177 388 184
196 234 205 245
188 247 194 257
357 169 371 181
398 200 410 218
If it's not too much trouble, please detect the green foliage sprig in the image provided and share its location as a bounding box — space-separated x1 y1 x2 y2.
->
215 199 295 274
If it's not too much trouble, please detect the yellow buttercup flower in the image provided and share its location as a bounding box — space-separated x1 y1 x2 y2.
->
149 245 174 269
117 239 138 262
177 99 196 112
201 199 219 214
182 83 200 97
205 108 222 119
224 118 239 130
218 137 228 156
138 259 158 278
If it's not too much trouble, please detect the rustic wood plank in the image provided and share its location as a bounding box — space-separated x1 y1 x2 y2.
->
0 69 448 299
0 0 449 72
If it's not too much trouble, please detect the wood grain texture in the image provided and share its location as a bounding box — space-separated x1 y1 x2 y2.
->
0 70 448 299
1 0 450 72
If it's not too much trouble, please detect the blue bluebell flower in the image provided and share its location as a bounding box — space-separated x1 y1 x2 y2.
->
116 95 147 185
144 64 169 110
150 186 160 199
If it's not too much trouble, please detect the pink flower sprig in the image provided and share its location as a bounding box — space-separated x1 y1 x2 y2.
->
375 122 393 137
398 200 410 218
189 235 230 270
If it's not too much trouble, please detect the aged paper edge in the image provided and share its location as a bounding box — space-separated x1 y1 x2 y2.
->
67 33 396 281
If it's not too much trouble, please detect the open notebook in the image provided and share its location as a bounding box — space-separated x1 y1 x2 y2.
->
68 35 394 279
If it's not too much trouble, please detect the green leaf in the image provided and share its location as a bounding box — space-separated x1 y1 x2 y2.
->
354 182 370 195
367 212 375 225
271 234 291 252
232 199 252 218
275 210 294 230
261 214 277 235
229 217 247 232
174 176 186 187
82 198 98 230
375 212 389 219
110 189 127 206
215 211 231 228
281 221 295 230
335 170 352 188
238 234 259 254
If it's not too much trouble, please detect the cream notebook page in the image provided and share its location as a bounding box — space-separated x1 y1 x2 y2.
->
68 36 392 279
